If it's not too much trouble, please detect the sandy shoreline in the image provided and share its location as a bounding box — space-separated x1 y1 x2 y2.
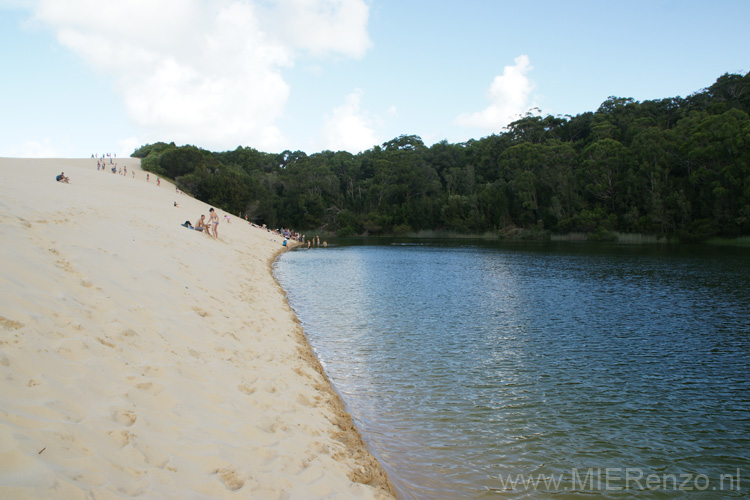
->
0 158 395 499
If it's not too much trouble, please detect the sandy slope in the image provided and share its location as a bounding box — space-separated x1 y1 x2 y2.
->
0 158 394 499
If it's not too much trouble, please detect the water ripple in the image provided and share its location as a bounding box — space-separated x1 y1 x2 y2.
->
275 242 750 499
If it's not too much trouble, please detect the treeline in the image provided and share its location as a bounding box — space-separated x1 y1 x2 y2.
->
134 72 750 241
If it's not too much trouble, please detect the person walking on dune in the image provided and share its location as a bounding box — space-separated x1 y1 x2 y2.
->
208 208 219 239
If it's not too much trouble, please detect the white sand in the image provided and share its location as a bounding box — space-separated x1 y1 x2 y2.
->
0 158 394 499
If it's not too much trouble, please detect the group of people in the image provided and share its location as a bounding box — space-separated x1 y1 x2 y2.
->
277 231 327 250
100 162 130 176
92 153 117 160
94 155 168 186
305 235 327 249
183 208 333 250
248 225 330 250
183 208 220 238
94 153 130 177
81 154 328 249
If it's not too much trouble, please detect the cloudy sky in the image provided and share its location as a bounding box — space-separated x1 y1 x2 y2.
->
1 0 748 157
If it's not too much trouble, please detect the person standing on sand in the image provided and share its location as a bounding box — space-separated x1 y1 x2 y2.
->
209 208 219 238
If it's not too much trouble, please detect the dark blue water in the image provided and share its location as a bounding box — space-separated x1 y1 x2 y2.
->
274 241 750 499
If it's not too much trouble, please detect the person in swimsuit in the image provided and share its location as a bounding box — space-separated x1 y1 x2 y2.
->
195 214 210 235
209 208 219 238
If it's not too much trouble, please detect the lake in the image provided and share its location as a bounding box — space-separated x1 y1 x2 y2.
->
273 240 750 499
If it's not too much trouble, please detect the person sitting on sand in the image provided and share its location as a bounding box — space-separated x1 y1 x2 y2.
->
55 172 70 183
195 214 209 234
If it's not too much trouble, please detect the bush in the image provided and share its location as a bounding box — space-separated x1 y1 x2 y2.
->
132 142 175 159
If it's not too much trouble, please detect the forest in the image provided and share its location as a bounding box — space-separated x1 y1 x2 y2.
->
134 72 750 242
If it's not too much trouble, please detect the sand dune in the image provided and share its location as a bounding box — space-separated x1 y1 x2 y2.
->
0 158 394 499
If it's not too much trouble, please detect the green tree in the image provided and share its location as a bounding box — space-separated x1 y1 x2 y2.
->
580 138 630 213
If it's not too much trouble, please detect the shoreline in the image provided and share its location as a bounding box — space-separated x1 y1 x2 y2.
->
0 157 395 499
293 229 750 247
267 252 395 493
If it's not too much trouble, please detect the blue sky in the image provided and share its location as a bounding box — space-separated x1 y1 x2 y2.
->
1 0 748 158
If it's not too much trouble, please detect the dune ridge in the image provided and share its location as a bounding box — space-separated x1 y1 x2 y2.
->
0 157 395 499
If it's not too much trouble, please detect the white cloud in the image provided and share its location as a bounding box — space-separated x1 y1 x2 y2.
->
12 139 60 158
269 0 372 59
118 137 144 157
30 0 371 153
456 54 535 131
320 89 377 153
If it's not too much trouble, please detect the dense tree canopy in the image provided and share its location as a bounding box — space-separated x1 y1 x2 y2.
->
134 72 750 241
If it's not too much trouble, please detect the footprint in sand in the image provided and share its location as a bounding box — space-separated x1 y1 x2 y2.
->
55 259 75 273
127 378 165 396
311 441 331 455
117 329 140 346
113 409 138 427
214 467 245 491
192 306 210 317
237 383 256 395
141 365 166 377
97 337 116 349
108 429 134 448
260 417 290 435
0 316 24 330
262 379 288 394
57 343 89 362
296 393 315 408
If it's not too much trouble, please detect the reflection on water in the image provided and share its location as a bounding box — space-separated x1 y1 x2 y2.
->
274 241 750 499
